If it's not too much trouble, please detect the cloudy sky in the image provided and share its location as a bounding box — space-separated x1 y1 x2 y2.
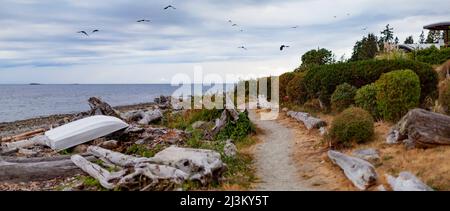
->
0 0 449 84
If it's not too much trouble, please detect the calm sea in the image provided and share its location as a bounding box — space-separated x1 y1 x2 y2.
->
0 84 233 123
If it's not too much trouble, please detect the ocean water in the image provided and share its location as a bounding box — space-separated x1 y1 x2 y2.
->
0 84 232 123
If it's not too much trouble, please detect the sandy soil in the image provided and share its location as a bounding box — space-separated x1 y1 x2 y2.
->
249 110 318 191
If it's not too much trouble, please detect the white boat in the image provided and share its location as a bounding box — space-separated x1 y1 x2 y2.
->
44 115 128 151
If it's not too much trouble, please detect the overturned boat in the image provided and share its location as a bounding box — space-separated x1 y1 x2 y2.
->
2 115 129 152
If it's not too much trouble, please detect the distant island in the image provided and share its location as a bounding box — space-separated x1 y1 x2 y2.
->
29 83 42 85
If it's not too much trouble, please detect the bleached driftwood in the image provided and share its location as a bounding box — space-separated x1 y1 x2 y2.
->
1 135 48 154
386 172 433 191
287 111 326 130
87 146 152 167
328 150 378 190
386 109 450 148
88 97 121 118
152 146 225 185
0 154 94 182
121 109 163 125
352 148 381 164
71 155 127 189
71 146 225 190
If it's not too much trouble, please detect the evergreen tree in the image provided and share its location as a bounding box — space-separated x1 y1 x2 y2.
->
350 33 379 61
394 37 399 44
298 48 335 71
404 36 414 44
419 31 425 44
380 24 394 44
426 30 441 43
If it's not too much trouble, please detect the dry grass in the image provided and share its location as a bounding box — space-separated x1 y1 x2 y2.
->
282 112 450 191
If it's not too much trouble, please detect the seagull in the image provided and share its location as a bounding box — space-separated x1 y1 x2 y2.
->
164 5 176 10
91 29 99 34
238 46 248 50
77 31 89 36
280 45 290 51
137 19 151 23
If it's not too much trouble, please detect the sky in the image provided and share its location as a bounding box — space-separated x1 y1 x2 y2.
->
0 0 449 84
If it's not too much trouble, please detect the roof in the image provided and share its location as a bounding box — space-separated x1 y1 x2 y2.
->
424 22 450 30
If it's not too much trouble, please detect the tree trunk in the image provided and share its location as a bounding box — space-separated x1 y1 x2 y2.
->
328 150 378 190
287 111 327 130
0 154 94 182
386 109 450 148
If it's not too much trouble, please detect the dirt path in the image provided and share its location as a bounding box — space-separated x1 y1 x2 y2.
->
249 110 314 191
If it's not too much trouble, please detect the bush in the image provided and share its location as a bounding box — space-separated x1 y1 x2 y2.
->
217 112 255 141
286 72 308 104
304 59 438 106
439 79 450 114
411 46 450 65
331 83 357 112
375 70 421 121
329 107 374 145
354 84 378 118
279 72 296 99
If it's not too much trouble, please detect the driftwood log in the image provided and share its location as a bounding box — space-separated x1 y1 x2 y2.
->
328 150 378 190
1 128 45 143
204 109 240 140
287 111 326 130
71 146 225 190
386 172 433 191
386 109 450 148
88 97 121 118
0 154 94 182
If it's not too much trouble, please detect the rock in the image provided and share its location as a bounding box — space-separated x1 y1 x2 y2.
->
152 146 226 185
88 97 121 119
386 129 400 144
73 144 89 154
138 110 163 125
98 140 119 150
403 139 416 150
224 140 237 158
192 121 207 130
282 107 289 112
386 172 433 191
352 148 381 164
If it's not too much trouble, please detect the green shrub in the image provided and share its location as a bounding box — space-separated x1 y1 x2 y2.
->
304 59 438 106
411 46 450 65
439 79 450 114
354 84 378 118
375 69 421 121
329 107 374 145
279 72 296 99
286 72 308 104
331 83 357 112
217 112 255 141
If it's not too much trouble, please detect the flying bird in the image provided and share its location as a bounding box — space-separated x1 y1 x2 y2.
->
333 16 337 18
228 20 233 23
164 5 176 10
77 31 89 36
238 46 248 50
362 27 367 31
232 24 238 27
280 45 290 51
137 19 151 23
91 29 99 34
291 26 299 29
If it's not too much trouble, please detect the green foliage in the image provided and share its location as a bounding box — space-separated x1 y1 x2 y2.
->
126 144 162 158
300 48 335 69
375 70 421 121
329 107 374 145
331 83 357 112
410 46 450 65
279 72 296 99
439 79 450 114
304 59 438 107
426 30 442 44
380 24 395 44
351 33 379 61
286 72 308 104
354 84 379 118
217 112 255 141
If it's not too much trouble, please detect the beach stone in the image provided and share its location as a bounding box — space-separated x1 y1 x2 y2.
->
352 148 380 164
99 140 119 150
282 108 289 112
224 139 237 158
73 144 89 153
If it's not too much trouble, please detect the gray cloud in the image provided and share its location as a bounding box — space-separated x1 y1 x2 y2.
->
0 0 449 83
